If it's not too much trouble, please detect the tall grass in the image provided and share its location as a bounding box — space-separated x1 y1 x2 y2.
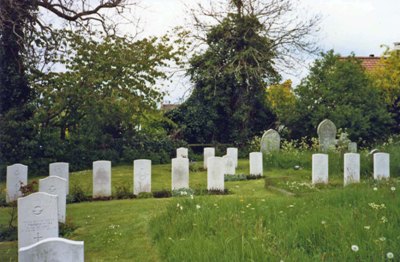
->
150 182 400 261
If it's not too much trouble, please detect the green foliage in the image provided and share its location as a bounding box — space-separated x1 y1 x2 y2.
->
67 183 90 203
169 11 277 145
114 185 135 200
282 51 392 144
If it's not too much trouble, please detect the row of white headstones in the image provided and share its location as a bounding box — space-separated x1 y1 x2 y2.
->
312 152 390 185
8 147 262 261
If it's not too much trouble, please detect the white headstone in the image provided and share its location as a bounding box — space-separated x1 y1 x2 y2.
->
344 153 360 186
312 154 328 184
18 192 58 248
134 159 151 195
223 155 235 175
92 161 112 198
6 163 28 203
203 147 215 169
317 119 337 152
249 152 263 176
39 176 67 223
171 158 189 190
373 153 390 180
348 142 357 153
49 162 69 194
226 147 238 167
19 237 84 262
260 129 280 155
207 157 224 191
176 147 188 158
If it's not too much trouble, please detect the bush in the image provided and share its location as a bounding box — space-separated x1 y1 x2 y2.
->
67 183 90 203
114 185 134 199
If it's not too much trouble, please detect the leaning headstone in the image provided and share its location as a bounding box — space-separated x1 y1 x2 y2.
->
49 162 69 194
348 142 357 153
203 147 215 169
223 155 235 175
171 158 189 190
6 163 28 203
312 154 328 184
249 152 263 176
134 159 152 195
317 119 337 152
344 153 360 186
92 161 112 198
39 176 67 223
226 147 238 167
18 192 58 248
260 129 280 155
373 153 390 180
176 147 188 158
207 157 224 191
19 237 84 262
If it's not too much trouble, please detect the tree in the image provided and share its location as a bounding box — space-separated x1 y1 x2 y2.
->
370 48 400 133
283 51 392 143
169 0 319 144
266 79 296 125
0 0 134 167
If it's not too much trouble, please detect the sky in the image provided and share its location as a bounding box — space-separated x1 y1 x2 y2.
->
122 0 400 103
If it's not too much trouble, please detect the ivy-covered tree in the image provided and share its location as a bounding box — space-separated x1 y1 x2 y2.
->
169 0 319 145
283 51 392 143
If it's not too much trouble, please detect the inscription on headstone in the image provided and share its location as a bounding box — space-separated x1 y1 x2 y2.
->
260 129 280 155
373 153 390 180
39 176 67 223
171 158 189 190
18 192 58 248
93 161 112 198
134 159 151 195
317 119 337 152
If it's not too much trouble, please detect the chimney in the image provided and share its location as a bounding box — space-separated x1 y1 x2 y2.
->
369 54 375 57
394 42 400 51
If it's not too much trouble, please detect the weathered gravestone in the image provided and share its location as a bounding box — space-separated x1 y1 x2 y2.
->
19 237 84 262
171 158 189 190
203 147 215 169
49 162 69 194
134 159 151 195
227 147 238 168
223 155 235 175
373 153 390 180
260 129 280 155
249 152 263 176
348 142 357 153
6 163 28 203
317 119 337 152
344 153 360 186
312 154 328 184
18 192 58 248
39 176 67 223
207 157 224 191
92 161 112 198
176 147 188 158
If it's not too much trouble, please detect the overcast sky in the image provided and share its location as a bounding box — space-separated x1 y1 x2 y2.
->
124 0 400 102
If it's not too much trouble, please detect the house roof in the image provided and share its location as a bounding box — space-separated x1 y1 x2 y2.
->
355 56 381 71
161 103 179 111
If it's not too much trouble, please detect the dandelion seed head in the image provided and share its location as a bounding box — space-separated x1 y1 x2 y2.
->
351 245 359 252
387 252 394 259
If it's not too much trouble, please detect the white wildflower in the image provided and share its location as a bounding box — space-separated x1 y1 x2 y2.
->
387 252 394 259
391 187 396 191
351 245 359 252
373 187 378 191
196 204 201 209
364 226 370 230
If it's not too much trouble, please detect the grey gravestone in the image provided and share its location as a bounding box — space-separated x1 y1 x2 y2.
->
39 176 67 223
222 155 235 175
226 147 238 167
6 163 28 203
93 161 112 198
260 129 280 155
317 119 337 152
348 142 357 153
373 153 390 180
18 237 84 262
249 152 263 176
171 158 189 190
203 147 215 169
312 154 328 184
49 162 69 194
18 192 59 248
207 157 224 191
176 147 188 158
344 153 360 186
134 159 151 195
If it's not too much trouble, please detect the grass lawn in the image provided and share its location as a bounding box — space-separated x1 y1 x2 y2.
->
0 158 399 261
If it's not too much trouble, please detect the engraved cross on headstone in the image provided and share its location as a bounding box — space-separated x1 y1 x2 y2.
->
34 232 43 242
